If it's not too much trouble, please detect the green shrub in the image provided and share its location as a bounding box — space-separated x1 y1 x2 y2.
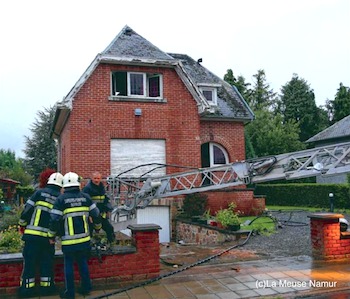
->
0 205 22 231
254 183 350 209
0 225 23 253
16 185 35 201
182 193 208 217
215 202 240 228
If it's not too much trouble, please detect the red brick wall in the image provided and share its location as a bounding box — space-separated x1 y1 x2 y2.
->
200 120 246 161
204 188 265 216
0 227 160 296
310 217 350 260
58 63 246 179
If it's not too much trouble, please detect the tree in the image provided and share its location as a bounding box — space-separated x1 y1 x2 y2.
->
326 83 350 124
249 70 278 111
279 74 327 142
23 106 57 178
0 149 32 185
224 69 251 100
245 110 305 157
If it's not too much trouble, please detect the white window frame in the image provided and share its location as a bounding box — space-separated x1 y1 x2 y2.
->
128 72 146 97
209 143 228 166
147 74 163 98
111 71 163 100
199 87 217 106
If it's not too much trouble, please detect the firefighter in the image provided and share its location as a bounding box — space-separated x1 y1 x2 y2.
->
48 172 101 299
18 172 63 298
82 171 115 244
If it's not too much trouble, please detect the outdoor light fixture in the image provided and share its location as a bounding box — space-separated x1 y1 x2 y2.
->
134 108 142 116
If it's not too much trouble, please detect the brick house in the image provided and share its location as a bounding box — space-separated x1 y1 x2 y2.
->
52 25 259 241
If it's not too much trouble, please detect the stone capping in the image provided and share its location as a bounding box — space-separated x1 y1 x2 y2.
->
308 212 344 221
127 223 162 231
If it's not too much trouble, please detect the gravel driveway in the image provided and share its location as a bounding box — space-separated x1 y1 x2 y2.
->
241 209 350 259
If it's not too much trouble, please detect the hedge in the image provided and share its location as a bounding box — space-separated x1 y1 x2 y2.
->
254 183 350 209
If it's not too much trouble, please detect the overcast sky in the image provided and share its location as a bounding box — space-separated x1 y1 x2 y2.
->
0 0 349 158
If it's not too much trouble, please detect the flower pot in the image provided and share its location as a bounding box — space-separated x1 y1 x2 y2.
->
209 220 217 226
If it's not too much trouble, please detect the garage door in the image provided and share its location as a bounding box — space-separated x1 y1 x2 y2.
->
111 139 170 242
110 139 166 176
137 206 170 243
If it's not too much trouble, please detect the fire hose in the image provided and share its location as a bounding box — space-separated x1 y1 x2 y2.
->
90 230 253 299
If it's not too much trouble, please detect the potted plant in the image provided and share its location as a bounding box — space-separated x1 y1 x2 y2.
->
215 203 241 231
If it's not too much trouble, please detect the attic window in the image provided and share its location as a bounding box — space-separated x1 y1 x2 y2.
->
199 87 217 105
111 71 163 99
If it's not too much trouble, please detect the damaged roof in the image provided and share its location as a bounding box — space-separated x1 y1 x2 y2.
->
54 25 254 137
169 53 254 120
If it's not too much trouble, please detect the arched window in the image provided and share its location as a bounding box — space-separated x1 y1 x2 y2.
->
201 142 229 168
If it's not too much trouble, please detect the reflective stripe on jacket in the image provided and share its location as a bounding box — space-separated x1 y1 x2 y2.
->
19 186 61 241
49 187 101 252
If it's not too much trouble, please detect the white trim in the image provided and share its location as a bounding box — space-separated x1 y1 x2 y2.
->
200 87 217 106
128 72 146 96
209 143 228 166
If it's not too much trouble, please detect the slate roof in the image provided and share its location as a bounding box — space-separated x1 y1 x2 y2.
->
306 115 350 143
169 53 254 119
103 26 175 61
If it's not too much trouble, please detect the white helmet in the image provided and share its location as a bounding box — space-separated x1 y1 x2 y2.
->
47 172 63 187
340 218 349 232
63 172 81 188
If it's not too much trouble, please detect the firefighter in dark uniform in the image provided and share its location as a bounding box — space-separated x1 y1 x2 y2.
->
18 172 63 298
48 172 101 299
82 171 115 244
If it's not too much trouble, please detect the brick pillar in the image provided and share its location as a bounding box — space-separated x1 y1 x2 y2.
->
309 213 344 260
128 224 162 277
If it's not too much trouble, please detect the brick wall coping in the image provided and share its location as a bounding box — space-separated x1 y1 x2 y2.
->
127 223 162 231
0 246 137 264
308 212 344 220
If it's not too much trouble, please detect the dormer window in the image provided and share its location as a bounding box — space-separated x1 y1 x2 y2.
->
112 71 163 99
199 86 218 106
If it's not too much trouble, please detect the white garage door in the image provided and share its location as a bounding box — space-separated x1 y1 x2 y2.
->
110 139 166 176
137 206 170 243
111 139 170 242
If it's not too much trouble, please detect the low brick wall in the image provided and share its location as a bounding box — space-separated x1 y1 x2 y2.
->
0 224 161 297
176 220 250 245
309 213 350 260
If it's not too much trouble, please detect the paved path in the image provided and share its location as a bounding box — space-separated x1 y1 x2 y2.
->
55 255 350 299
11 255 350 298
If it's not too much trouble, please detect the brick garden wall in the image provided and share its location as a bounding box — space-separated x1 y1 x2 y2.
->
0 224 161 297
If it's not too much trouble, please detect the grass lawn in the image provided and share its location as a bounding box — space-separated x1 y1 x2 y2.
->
238 205 350 234
240 214 277 235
